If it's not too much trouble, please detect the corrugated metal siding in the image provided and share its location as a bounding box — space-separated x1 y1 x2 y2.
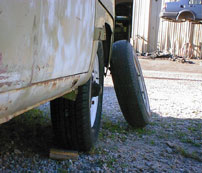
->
132 0 202 58
158 19 194 55
193 24 202 58
132 0 151 53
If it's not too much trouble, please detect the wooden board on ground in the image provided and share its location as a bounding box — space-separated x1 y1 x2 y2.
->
49 148 79 161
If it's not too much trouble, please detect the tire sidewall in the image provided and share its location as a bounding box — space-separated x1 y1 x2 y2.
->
110 40 151 127
90 42 104 143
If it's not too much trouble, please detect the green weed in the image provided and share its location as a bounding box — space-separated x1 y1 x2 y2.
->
102 119 127 134
180 138 201 147
177 147 202 162
57 168 68 173
106 158 117 168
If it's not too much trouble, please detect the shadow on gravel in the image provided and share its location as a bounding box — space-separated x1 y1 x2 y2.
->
100 95 202 163
0 105 201 164
149 112 202 162
151 112 202 145
0 109 53 157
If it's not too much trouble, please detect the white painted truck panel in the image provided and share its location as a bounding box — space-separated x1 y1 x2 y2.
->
0 0 95 91
99 0 115 17
0 0 114 124
31 0 96 83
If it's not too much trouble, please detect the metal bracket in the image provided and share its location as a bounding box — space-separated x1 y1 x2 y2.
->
94 27 106 41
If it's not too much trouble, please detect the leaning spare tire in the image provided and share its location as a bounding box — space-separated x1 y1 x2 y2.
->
110 40 151 128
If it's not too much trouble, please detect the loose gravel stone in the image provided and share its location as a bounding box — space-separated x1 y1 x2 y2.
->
0 67 202 172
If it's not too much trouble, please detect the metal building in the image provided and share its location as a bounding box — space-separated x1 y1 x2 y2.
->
131 0 202 58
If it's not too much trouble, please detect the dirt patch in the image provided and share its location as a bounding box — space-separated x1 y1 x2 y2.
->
139 57 202 74
0 59 202 172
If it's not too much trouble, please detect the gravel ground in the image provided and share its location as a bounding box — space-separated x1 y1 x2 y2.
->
0 69 202 172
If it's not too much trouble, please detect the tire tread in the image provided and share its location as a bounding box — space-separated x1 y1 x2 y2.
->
110 40 150 128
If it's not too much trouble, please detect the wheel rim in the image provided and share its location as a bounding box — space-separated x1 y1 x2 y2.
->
90 55 99 127
138 75 150 114
134 58 151 115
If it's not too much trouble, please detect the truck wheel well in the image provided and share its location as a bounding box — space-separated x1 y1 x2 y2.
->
177 12 195 21
103 23 112 68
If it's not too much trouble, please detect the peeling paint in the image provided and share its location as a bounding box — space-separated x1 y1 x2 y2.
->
72 79 78 88
0 0 114 124
0 69 7 74
0 105 8 111
30 0 96 83
0 76 9 80
0 73 83 124
0 82 12 87
0 53 7 74
51 81 57 89
0 1 39 91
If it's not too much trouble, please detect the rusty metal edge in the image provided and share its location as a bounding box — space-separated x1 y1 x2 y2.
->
0 73 89 124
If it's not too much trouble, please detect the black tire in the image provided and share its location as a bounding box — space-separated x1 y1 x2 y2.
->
110 40 151 128
50 43 104 151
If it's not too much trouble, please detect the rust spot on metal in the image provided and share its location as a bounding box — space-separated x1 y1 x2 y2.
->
0 105 8 111
33 75 80 88
36 65 40 71
0 69 7 74
40 80 50 86
72 79 78 87
0 82 12 88
52 81 57 89
0 74 81 94
0 52 8 74
0 80 21 88
0 76 8 80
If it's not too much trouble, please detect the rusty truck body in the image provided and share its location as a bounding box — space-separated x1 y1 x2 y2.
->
0 0 151 151
0 0 114 124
